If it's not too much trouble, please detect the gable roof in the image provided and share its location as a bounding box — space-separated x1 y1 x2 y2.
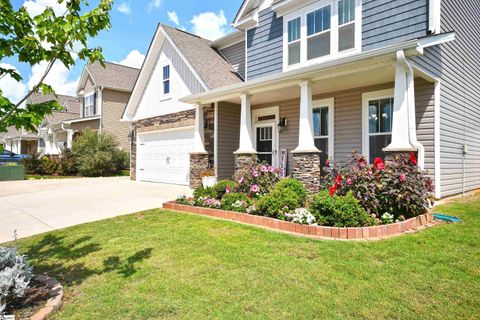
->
77 61 140 94
161 25 243 90
27 92 80 113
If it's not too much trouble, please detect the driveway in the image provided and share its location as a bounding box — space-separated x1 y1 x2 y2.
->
0 177 192 243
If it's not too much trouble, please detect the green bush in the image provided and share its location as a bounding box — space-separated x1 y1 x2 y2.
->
256 189 302 219
274 178 307 207
57 148 77 176
311 191 377 227
21 153 42 174
72 130 129 177
212 180 236 199
193 186 216 206
220 192 252 212
41 156 60 175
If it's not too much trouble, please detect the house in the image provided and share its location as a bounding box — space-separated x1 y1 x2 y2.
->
123 0 479 199
2 93 80 155
43 61 140 153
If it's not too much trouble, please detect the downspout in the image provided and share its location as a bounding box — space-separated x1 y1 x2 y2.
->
397 51 425 169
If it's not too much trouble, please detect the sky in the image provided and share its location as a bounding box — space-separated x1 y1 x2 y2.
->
1 0 244 102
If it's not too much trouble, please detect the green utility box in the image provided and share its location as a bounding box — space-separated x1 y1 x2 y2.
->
0 164 25 181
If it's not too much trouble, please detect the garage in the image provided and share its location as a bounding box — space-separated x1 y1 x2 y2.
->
136 128 194 185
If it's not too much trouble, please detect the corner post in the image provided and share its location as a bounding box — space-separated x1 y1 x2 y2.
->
190 103 209 188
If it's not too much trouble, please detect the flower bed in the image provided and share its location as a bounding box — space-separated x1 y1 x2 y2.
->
173 153 435 239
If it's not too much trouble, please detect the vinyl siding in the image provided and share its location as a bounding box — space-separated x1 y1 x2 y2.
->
246 8 283 80
219 41 246 79
362 0 428 51
70 119 100 132
217 102 240 179
413 0 480 197
101 89 132 151
80 76 96 118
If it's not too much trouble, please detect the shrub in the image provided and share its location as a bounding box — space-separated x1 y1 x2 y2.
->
311 191 377 227
0 246 33 315
21 153 42 174
256 189 302 219
57 148 77 176
234 163 281 197
72 130 129 177
211 180 237 199
41 156 60 175
274 178 308 206
221 192 252 212
321 152 434 219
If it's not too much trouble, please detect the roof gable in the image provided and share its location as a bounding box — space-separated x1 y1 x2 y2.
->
76 61 140 94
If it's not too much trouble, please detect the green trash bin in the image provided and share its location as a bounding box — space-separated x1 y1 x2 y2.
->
0 164 25 181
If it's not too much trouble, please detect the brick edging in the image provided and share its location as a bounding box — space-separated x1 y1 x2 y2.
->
163 201 436 241
30 275 64 320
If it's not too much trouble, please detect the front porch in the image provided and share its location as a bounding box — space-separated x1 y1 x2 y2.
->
189 50 438 195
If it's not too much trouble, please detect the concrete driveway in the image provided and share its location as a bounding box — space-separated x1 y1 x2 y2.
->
0 177 192 243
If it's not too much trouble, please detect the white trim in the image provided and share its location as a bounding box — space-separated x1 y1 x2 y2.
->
244 28 250 81
313 97 335 160
252 106 280 167
428 0 442 34
434 81 441 199
214 102 219 177
362 88 395 162
137 125 194 136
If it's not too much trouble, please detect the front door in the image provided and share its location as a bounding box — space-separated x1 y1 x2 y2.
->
255 124 275 166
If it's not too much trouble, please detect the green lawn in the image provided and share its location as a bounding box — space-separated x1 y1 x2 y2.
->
25 174 81 180
13 195 480 319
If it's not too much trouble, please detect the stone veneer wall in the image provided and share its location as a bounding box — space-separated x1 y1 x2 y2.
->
234 153 258 173
292 152 322 193
190 153 209 188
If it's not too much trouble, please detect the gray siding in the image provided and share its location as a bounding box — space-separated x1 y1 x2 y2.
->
219 41 246 79
246 8 283 80
414 0 480 197
217 102 240 179
362 0 428 51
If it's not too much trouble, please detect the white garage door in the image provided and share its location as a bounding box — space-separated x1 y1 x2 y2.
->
137 128 194 185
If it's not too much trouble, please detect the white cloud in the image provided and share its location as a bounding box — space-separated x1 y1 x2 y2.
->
0 64 28 104
147 0 161 12
190 11 229 41
23 0 67 17
27 61 79 96
117 2 131 15
115 50 145 69
167 11 180 26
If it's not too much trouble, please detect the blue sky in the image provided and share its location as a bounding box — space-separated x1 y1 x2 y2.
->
1 0 243 101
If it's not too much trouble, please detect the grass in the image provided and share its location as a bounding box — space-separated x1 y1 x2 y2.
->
25 174 81 180
12 195 480 319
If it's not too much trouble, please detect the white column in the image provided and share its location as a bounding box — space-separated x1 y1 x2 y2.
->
235 93 256 154
67 129 74 149
294 80 319 153
52 132 59 155
192 104 207 153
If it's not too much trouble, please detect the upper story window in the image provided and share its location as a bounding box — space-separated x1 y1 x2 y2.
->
162 65 170 95
284 0 361 70
83 92 96 117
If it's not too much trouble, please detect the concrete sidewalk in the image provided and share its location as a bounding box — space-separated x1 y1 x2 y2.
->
0 177 191 243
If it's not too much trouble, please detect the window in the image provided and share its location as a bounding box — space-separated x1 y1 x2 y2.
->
83 93 96 117
368 97 393 162
313 106 329 165
287 17 301 65
163 65 170 95
338 0 356 51
307 5 331 60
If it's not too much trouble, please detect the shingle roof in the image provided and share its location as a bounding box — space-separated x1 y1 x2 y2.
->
44 112 80 125
161 25 243 90
85 61 140 92
27 92 80 113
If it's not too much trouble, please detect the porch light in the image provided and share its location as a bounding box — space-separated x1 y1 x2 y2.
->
278 117 288 133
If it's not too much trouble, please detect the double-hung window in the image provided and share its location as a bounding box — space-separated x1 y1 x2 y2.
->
287 17 301 65
307 5 331 60
313 98 334 165
338 0 356 51
162 65 170 95
83 93 96 117
368 97 393 162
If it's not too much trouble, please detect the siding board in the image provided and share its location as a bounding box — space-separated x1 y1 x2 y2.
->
217 102 240 179
219 41 246 79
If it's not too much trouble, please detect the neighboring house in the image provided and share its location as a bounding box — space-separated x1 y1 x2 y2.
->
123 0 479 199
2 93 80 155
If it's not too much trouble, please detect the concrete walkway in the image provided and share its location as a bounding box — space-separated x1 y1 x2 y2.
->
0 177 192 243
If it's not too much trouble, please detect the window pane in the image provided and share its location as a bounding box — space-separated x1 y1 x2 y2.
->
314 137 329 166
339 23 355 51
313 109 321 136
307 6 331 36
380 98 393 133
163 65 170 80
308 32 330 60
288 18 300 42
163 80 170 94
320 107 329 136
339 0 355 25
369 101 379 134
288 42 301 65
369 135 391 163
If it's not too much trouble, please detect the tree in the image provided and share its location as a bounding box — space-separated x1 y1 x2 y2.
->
0 0 113 134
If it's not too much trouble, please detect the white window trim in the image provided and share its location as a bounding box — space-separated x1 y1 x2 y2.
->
362 88 394 163
252 106 280 167
429 0 441 34
161 63 171 101
282 0 362 71
83 91 96 117
313 98 335 160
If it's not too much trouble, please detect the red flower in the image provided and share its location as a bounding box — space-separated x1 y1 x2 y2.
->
329 185 337 196
334 175 343 186
373 157 385 170
409 152 417 165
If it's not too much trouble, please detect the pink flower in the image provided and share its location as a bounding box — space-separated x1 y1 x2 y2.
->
238 177 244 184
329 185 337 196
346 178 352 185
367 170 373 176
399 173 406 182
225 186 231 194
252 170 259 177
268 166 275 173
374 157 385 170
259 165 268 172
250 184 260 193
325 159 331 167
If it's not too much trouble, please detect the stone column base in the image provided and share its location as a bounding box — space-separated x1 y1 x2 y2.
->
190 152 209 188
292 152 321 194
234 153 257 174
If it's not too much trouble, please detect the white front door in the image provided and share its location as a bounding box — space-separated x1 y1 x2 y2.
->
253 107 279 167
136 128 194 185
